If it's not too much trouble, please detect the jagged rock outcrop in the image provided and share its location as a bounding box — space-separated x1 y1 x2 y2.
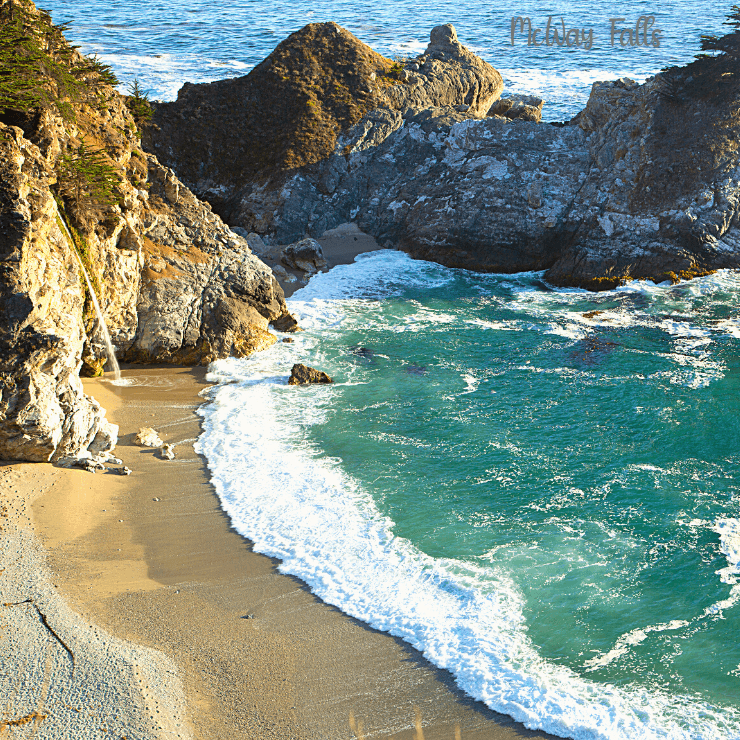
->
145 22 503 216
145 22 740 290
0 0 296 462
288 364 333 385
379 24 503 117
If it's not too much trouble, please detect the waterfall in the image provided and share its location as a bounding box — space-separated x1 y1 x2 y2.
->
58 215 122 381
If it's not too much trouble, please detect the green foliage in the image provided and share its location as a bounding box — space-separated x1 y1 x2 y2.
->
57 141 121 213
74 53 118 86
0 0 119 117
125 78 152 127
0 11 48 112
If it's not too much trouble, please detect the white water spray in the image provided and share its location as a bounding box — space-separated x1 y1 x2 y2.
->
58 215 121 381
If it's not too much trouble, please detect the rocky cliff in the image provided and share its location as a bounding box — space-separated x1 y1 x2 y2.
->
6 5 740 462
147 22 740 290
0 0 296 462
145 22 503 220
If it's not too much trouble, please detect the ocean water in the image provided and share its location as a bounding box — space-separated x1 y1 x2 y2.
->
47 0 727 119
196 255 740 739
43 1 740 737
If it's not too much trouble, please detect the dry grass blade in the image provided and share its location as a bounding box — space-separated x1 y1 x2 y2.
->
349 711 365 740
414 708 425 740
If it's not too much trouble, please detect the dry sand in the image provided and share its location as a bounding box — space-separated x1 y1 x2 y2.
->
2 236 561 740
273 222 390 298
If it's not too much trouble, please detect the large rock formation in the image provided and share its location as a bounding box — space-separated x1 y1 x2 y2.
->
145 22 503 217
0 0 296 462
124 156 290 364
146 23 740 290
0 124 117 462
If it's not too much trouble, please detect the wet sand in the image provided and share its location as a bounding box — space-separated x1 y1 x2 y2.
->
12 233 561 740
30 367 558 740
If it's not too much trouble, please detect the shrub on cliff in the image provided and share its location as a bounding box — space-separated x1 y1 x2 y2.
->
0 0 118 120
125 78 152 130
57 142 121 216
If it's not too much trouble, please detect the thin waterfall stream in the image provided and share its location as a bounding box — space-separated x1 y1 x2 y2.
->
58 214 121 381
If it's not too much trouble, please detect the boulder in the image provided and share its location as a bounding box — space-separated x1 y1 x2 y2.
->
488 94 543 122
288 364 333 385
282 238 328 273
135 427 163 447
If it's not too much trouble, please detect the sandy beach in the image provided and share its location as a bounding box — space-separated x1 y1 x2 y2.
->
2 237 559 740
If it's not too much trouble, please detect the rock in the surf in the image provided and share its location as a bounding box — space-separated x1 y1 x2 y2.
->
288 364 334 385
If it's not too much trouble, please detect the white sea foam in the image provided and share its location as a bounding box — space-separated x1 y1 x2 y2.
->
461 373 479 394
196 253 740 740
584 620 690 671
464 318 523 331
714 518 740 585
586 517 740 668
660 319 712 339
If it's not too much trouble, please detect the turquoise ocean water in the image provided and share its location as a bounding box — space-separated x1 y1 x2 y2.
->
45 1 740 736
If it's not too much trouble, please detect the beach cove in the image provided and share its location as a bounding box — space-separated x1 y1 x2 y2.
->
3 237 559 740
3 0 740 737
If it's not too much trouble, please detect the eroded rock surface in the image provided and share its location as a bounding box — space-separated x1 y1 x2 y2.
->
0 0 297 462
123 157 291 364
145 22 503 217
208 74 740 289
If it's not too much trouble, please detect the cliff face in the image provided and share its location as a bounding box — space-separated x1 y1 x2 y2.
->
0 123 116 462
146 23 740 290
0 0 295 462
